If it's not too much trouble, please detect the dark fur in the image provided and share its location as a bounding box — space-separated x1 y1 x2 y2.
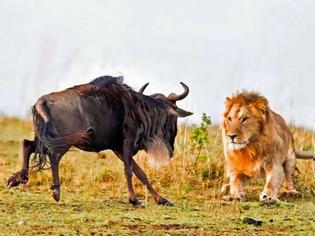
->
32 76 177 169
8 75 192 205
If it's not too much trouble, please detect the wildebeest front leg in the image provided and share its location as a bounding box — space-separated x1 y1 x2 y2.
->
7 139 36 188
114 151 173 206
131 160 173 206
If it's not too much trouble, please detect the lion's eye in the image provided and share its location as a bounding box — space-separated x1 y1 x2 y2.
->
227 117 232 122
241 117 249 123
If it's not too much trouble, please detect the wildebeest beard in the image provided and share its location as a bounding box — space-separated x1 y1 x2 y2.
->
146 138 171 168
123 98 177 169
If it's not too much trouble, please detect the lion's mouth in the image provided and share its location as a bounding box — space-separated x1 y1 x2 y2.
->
228 142 247 150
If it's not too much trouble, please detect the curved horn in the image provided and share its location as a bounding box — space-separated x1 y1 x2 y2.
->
139 83 149 94
168 82 189 101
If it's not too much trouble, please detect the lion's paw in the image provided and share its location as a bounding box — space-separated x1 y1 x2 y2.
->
220 184 230 194
222 194 245 202
279 190 301 200
259 192 279 205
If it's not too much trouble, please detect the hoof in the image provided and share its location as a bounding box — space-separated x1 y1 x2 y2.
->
7 171 28 188
51 185 60 202
157 197 174 206
222 194 244 202
129 198 144 208
52 192 60 202
134 203 145 209
6 179 17 189
51 191 60 202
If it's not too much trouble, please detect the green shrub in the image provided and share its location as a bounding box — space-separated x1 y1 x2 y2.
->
190 113 211 168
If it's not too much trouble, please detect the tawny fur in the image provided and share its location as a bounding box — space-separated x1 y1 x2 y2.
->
222 91 298 202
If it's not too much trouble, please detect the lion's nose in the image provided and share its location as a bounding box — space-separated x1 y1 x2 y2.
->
228 134 237 141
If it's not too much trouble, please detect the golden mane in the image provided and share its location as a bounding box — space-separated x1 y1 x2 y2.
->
222 91 299 203
224 91 269 118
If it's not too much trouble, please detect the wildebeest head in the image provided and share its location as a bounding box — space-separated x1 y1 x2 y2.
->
139 82 192 167
139 82 192 117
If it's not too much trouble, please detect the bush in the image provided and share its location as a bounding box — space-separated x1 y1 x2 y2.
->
190 113 211 168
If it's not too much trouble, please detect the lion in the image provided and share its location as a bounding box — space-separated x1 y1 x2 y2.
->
221 91 314 203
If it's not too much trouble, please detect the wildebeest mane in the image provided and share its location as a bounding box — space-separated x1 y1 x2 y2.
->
86 78 176 153
74 75 167 111
89 75 124 87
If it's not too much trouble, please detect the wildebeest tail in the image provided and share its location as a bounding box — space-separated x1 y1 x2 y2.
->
31 98 54 171
32 98 93 171
40 128 94 148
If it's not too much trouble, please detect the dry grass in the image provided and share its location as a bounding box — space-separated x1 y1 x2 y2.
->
0 117 315 235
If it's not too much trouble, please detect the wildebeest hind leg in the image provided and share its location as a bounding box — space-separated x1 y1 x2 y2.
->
121 143 142 206
49 150 67 202
7 139 36 188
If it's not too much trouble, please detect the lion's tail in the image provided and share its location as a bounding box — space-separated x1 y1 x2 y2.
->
295 150 315 160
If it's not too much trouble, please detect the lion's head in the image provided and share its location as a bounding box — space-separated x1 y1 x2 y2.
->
222 91 269 151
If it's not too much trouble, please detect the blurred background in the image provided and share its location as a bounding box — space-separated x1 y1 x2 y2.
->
0 0 315 128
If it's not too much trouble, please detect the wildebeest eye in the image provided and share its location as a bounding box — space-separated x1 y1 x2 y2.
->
241 117 249 123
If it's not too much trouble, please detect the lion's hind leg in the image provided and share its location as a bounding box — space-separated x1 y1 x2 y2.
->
281 151 300 199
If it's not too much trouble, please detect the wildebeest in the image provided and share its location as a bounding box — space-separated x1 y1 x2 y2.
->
7 76 192 206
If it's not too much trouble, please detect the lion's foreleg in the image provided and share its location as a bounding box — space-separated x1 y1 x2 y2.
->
260 164 284 203
222 173 245 201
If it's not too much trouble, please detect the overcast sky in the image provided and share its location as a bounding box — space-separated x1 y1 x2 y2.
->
0 0 315 129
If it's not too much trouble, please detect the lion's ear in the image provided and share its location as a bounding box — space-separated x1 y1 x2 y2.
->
254 97 269 121
254 97 268 113
224 97 233 117
225 97 232 106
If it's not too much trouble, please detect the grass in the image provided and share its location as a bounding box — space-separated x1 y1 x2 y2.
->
0 117 315 235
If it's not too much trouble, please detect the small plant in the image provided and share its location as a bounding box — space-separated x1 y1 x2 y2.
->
190 113 211 168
